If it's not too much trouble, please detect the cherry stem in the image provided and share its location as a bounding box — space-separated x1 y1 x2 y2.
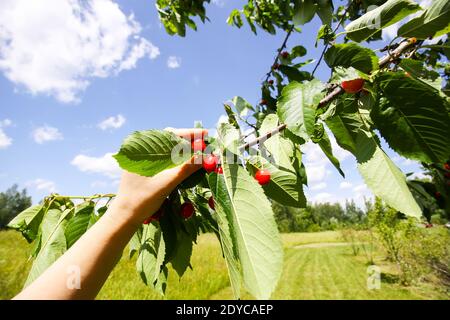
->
240 38 418 152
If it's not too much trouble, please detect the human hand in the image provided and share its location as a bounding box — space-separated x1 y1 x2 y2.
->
107 128 207 227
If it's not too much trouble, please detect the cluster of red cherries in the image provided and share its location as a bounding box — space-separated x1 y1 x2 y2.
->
191 137 271 186
142 136 272 224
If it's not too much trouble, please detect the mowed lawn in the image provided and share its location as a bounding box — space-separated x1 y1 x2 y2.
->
0 230 447 300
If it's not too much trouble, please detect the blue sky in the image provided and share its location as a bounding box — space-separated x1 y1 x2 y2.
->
0 0 424 206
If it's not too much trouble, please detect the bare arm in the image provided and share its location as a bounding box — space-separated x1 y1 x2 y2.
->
14 128 207 300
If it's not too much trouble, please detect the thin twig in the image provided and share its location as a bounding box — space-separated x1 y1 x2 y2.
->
311 2 352 77
239 38 418 152
263 25 295 83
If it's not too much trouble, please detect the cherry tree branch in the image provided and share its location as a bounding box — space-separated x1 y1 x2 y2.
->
311 2 353 77
240 38 418 152
263 25 295 83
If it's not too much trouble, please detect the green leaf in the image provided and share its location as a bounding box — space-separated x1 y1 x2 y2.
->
373 72 450 164
291 45 307 59
64 201 95 248
136 224 166 294
246 156 306 208
324 43 379 74
231 96 254 117
329 66 367 84
259 114 295 171
217 122 242 155
316 129 345 177
25 208 68 287
344 0 420 42
398 0 450 39
170 229 193 278
327 98 421 218
399 59 442 91
7 205 45 243
129 227 142 259
294 0 317 25
278 65 310 82
209 161 283 299
277 80 326 141
316 0 333 25
114 130 191 177
208 172 242 299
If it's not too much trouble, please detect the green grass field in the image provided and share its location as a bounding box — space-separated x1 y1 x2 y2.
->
0 230 447 300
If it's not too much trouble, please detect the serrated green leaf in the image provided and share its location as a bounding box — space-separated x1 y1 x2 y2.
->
398 0 450 39
324 43 379 74
294 0 317 25
129 227 142 259
114 130 191 177
231 96 254 117
259 114 295 172
136 223 166 293
25 208 69 287
327 97 421 218
64 201 95 248
170 229 193 278
399 59 442 91
210 161 283 299
246 156 306 208
277 80 326 141
278 65 310 82
344 0 420 42
291 45 307 59
316 0 333 25
7 205 45 243
208 172 242 299
217 122 242 155
373 72 450 164
316 129 345 177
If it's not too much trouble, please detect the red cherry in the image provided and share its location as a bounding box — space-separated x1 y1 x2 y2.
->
260 99 267 105
208 197 215 210
444 163 450 171
191 138 206 152
143 208 164 224
203 154 218 173
255 169 271 185
445 172 450 179
435 191 441 199
280 51 289 58
272 63 280 70
341 78 365 94
215 166 223 174
268 80 274 85
180 202 195 219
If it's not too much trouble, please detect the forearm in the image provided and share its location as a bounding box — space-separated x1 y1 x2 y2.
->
14 199 139 300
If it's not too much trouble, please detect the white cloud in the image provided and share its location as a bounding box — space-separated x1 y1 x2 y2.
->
305 164 327 183
0 119 13 149
0 119 12 127
0 129 12 149
311 182 327 191
167 56 181 69
339 181 352 189
212 0 226 7
71 152 121 178
0 0 160 103
98 114 126 131
353 184 368 193
26 178 56 193
32 125 63 144
313 192 333 203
